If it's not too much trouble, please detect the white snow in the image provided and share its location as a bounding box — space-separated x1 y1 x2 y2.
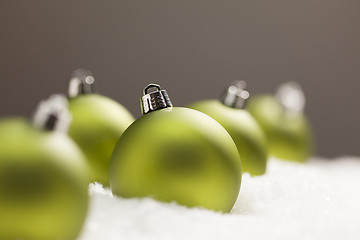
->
78 157 360 240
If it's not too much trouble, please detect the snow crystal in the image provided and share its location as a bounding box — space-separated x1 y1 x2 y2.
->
78 157 360 240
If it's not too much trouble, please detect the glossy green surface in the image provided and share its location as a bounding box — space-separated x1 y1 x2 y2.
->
0 118 89 240
68 94 135 186
189 100 268 176
110 107 241 212
247 95 313 162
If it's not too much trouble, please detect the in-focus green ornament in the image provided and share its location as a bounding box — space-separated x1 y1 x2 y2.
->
0 95 89 240
68 69 135 186
188 81 268 176
110 84 241 212
246 82 313 162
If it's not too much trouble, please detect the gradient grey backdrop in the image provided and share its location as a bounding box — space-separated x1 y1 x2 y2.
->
0 1 359 158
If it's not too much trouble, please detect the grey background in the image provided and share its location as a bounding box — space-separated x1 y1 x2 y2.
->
0 1 359 158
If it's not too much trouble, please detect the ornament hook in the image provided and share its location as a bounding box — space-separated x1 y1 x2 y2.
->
276 81 305 116
143 84 161 95
221 80 250 109
141 83 173 114
33 94 72 132
68 68 95 98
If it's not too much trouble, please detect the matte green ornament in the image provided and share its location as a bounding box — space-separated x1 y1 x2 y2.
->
246 82 313 162
68 69 135 186
188 81 268 176
0 95 89 240
110 84 241 212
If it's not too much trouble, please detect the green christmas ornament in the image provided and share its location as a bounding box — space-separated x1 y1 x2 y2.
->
0 95 89 240
68 69 135 186
246 82 313 162
110 84 241 212
188 81 268 176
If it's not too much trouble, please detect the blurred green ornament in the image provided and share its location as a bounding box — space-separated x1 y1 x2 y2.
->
188 81 268 176
0 95 89 240
246 82 313 162
110 84 241 212
68 69 135 186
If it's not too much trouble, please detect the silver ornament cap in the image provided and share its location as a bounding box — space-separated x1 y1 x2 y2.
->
68 68 95 98
33 94 72 132
276 81 305 116
220 80 250 109
140 84 173 114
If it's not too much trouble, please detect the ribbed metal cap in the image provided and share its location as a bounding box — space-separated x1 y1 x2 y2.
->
276 81 305 115
140 84 172 114
33 94 72 132
220 80 250 109
68 68 95 98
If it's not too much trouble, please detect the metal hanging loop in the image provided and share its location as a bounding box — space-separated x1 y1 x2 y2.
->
276 81 305 116
68 68 95 98
32 94 72 132
220 80 250 109
140 83 173 114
